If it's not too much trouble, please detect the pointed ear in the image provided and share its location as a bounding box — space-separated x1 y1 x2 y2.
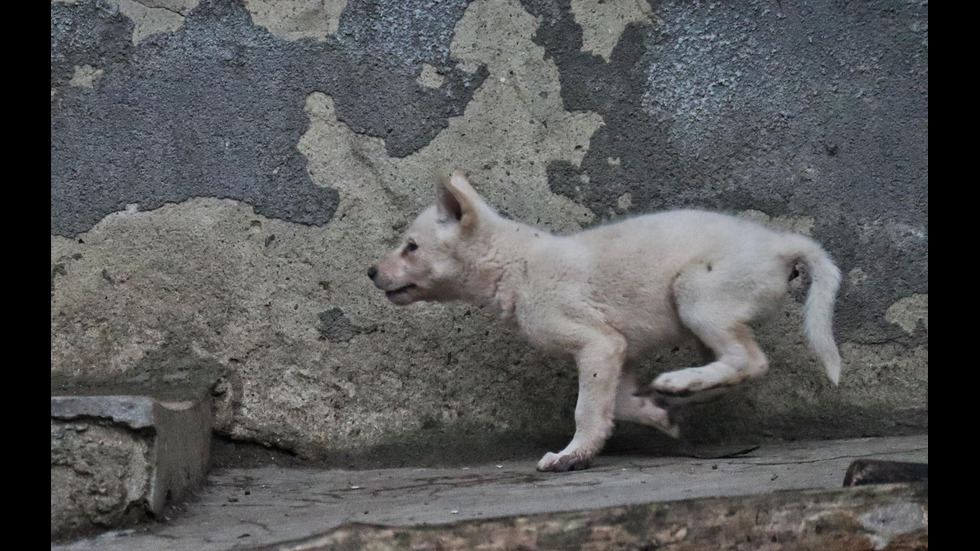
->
436 171 479 231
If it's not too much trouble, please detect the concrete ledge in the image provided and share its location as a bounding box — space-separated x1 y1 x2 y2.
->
272 483 927 551
51 393 211 541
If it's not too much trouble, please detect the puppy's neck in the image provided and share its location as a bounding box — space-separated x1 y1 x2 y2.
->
490 263 523 321
484 217 550 321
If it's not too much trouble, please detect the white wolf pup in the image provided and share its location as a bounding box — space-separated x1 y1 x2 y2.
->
369 171 841 472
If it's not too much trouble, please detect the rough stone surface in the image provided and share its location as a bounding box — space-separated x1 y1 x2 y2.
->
51 393 212 541
51 421 153 541
51 0 927 464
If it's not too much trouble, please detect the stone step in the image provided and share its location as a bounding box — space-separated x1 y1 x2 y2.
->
51 391 212 542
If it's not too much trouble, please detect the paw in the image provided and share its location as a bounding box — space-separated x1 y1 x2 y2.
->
658 419 681 439
651 387 730 408
651 370 709 396
649 372 736 407
630 399 682 438
536 451 592 472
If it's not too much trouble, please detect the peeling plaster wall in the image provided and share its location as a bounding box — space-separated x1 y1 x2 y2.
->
51 0 927 464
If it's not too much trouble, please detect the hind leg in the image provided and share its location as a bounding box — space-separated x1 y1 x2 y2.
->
614 368 680 437
652 264 771 396
652 322 768 395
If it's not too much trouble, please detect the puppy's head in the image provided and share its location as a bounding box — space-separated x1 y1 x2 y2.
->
368 171 492 305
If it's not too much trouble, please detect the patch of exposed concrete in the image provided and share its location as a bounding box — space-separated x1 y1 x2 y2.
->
616 191 632 212
68 64 104 88
849 267 869 285
51 1 190 46
835 219 928 344
435 0 602 231
51 198 360 456
417 63 445 88
109 0 196 43
297 0 605 232
737 209 815 235
245 0 347 42
570 0 656 61
885 294 928 334
836 342 928 413
245 0 346 41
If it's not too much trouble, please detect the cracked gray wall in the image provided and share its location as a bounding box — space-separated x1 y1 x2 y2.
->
51 0 927 464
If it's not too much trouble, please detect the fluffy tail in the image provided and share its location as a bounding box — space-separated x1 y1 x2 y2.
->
788 235 842 384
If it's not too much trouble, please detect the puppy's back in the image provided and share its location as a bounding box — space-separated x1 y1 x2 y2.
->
565 210 795 351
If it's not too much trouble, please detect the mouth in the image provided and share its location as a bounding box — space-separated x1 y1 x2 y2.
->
384 284 417 303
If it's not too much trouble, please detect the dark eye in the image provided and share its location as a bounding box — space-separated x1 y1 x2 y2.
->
405 240 419 253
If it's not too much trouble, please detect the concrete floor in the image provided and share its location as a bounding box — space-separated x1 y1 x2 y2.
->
53 434 927 551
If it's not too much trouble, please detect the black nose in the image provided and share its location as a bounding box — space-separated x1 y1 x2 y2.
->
367 266 378 280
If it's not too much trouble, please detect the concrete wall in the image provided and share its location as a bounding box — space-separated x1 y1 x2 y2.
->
51 0 928 464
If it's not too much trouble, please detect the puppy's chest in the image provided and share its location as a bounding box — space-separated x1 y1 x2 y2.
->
508 301 581 356
509 279 687 354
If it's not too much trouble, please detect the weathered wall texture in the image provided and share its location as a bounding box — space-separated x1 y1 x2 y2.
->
51 0 928 463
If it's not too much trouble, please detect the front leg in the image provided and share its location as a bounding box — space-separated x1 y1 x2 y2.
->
537 332 626 472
